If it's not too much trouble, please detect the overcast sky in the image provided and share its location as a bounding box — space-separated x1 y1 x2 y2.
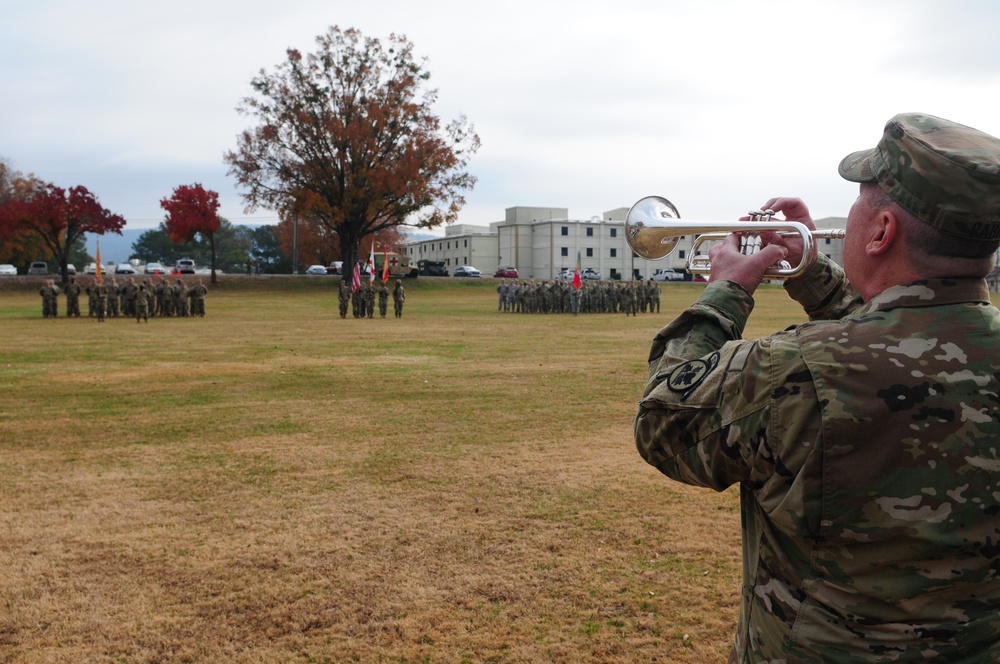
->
4 0 1000 236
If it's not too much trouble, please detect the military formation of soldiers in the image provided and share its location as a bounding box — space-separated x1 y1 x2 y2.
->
39 276 208 322
496 279 661 316
338 279 406 319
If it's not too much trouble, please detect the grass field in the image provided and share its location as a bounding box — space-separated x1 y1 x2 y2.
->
1 276 812 663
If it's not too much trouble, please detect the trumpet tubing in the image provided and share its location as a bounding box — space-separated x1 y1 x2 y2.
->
625 195 845 280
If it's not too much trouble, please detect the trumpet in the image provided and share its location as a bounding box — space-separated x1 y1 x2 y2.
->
625 196 845 280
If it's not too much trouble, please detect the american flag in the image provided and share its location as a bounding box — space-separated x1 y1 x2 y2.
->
351 259 361 293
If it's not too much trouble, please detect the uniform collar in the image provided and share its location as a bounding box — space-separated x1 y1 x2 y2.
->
859 278 991 314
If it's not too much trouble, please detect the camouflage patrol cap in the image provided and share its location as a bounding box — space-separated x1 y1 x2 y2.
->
839 113 1000 240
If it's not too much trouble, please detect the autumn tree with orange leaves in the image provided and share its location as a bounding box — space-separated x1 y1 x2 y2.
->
160 184 221 284
224 26 479 273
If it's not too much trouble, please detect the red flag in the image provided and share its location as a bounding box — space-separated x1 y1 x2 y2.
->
351 260 361 293
381 248 390 284
573 250 582 290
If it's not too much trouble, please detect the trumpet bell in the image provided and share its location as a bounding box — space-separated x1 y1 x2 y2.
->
625 196 682 260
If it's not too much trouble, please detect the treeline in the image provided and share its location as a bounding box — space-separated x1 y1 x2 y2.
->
128 220 292 275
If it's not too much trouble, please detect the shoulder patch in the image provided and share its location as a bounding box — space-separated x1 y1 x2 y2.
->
667 352 720 395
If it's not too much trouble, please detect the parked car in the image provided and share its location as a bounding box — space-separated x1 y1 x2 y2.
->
650 268 686 281
494 266 518 278
306 264 328 275
0 264 17 276
27 261 49 275
176 259 196 274
144 262 167 275
116 263 137 274
325 261 343 275
453 265 481 278
84 263 98 275
580 268 601 280
59 264 77 276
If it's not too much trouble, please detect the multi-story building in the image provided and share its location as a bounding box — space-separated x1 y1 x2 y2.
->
402 223 499 275
401 205 846 280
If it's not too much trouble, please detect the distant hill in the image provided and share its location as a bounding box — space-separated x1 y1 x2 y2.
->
84 229 145 264
83 226 439 264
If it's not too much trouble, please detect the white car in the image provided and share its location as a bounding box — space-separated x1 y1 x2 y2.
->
144 262 167 275
115 263 136 275
650 268 686 281
452 265 481 278
0 264 17 276
306 265 328 275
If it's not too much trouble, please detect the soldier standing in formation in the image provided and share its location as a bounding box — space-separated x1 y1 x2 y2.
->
189 279 208 317
376 281 389 318
63 277 82 317
86 278 100 317
95 283 106 322
39 280 60 318
158 278 173 317
121 278 137 317
364 282 375 319
392 279 405 318
338 280 351 318
173 279 189 317
134 284 149 322
106 278 120 317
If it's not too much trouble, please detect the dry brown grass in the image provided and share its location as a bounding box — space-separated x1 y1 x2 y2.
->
0 279 811 663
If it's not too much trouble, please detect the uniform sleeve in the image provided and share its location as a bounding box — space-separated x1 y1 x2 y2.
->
783 253 863 321
635 281 765 489
634 281 821 504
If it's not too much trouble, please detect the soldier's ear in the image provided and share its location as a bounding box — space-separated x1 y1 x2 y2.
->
867 209 899 257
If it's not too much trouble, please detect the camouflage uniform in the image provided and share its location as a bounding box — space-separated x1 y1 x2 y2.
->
173 279 189 317
377 282 389 318
134 284 149 322
364 282 375 319
39 280 59 318
106 279 120 317
95 283 106 322
86 279 99 317
392 280 405 318
189 280 208 317
338 281 351 319
63 278 82 317
635 114 1000 662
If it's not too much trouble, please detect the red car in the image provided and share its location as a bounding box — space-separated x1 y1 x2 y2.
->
494 267 519 278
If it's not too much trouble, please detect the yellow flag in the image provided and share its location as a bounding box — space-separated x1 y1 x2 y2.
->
95 240 103 285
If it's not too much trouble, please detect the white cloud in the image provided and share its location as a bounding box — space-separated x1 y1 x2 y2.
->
3 0 1000 234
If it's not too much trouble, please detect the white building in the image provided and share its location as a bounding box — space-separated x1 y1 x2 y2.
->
402 223 499 274
402 205 846 280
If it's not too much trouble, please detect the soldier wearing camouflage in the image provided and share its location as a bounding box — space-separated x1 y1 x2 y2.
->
338 280 351 319
63 277 82 317
377 281 389 318
635 113 1000 662
392 279 405 318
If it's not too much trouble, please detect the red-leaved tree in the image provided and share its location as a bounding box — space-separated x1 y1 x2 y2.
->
160 184 221 284
1 180 125 283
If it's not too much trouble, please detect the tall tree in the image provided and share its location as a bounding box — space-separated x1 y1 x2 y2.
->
247 225 292 274
1 181 125 283
160 183 222 284
224 25 479 271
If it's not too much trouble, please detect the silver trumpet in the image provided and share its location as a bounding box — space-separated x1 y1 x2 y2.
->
625 195 845 280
